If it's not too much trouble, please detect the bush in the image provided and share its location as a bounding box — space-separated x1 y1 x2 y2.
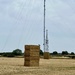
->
40 50 43 55
7 53 15 57
2 52 15 57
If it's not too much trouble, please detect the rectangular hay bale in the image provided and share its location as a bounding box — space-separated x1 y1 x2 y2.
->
25 51 39 57
24 60 39 66
24 45 40 66
25 49 39 52
25 45 40 51
44 52 50 59
25 56 39 61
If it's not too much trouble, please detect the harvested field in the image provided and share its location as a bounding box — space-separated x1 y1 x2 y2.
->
0 57 75 75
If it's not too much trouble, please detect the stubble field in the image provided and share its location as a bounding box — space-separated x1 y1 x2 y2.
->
0 57 75 75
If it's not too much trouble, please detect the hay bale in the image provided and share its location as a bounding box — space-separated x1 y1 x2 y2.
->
24 60 39 66
44 52 50 59
25 45 40 52
25 56 39 61
24 45 40 66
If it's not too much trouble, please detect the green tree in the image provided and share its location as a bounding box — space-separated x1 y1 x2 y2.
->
52 51 58 55
62 51 68 55
12 49 22 56
70 52 74 55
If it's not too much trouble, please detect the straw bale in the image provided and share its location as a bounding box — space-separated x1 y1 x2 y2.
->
24 45 40 66
44 52 50 59
25 49 39 52
24 60 39 66
25 45 40 51
25 51 39 57
30 45 40 49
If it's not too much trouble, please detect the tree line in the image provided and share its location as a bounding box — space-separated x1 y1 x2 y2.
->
51 51 75 55
0 49 22 57
0 49 75 57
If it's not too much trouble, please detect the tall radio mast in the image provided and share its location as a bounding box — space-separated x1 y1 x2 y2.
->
43 0 46 52
43 0 50 59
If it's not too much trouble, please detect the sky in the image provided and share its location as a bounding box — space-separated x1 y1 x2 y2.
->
0 0 75 53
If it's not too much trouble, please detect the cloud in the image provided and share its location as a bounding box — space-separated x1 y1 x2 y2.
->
0 0 75 52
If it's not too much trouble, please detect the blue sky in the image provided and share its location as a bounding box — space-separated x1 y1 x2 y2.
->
0 0 75 53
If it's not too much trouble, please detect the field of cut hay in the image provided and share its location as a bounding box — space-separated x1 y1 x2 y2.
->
0 57 75 75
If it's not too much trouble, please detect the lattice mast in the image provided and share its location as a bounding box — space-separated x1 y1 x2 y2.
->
46 30 49 52
43 0 46 52
43 0 50 59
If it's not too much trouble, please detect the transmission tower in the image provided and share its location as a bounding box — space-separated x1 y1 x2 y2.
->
46 30 49 52
43 0 46 52
43 0 50 59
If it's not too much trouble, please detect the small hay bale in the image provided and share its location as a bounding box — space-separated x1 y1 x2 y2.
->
25 51 39 57
25 45 40 52
25 56 39 61
44 52 50 59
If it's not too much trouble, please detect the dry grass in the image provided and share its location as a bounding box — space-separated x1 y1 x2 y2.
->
0 57 75 75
